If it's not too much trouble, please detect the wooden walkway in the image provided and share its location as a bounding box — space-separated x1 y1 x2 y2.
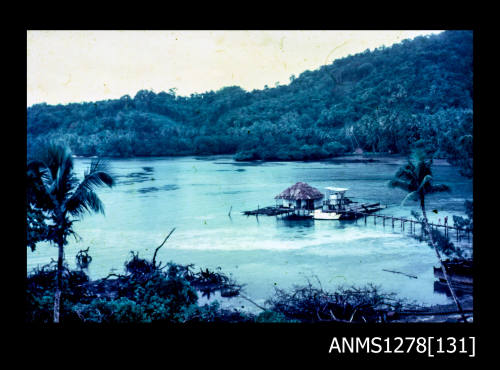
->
353 211 472 244
242 205 472 245
242 206 294 216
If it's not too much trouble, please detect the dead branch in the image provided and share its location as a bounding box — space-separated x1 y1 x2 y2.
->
329 309 350 323
239 294 268 311
382 269 418 279
350 307 359 322
101 273 125 280
152 228 176 267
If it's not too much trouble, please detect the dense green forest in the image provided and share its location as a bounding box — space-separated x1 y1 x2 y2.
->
27 31 472 173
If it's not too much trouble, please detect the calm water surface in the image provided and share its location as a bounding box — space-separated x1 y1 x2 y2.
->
27 156 473 310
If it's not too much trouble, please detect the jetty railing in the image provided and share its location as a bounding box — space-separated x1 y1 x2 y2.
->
353 211 472 244
242 205 472 246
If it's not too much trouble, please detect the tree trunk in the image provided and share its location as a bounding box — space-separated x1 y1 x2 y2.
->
53 238 64 323
420 195 468 323
420 196 427 221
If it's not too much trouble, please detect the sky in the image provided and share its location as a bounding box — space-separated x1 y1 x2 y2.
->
27 30 443 107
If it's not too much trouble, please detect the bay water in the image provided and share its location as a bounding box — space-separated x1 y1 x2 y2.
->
27 155 473 311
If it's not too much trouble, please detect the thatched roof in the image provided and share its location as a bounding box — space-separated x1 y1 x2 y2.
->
275 182 324 200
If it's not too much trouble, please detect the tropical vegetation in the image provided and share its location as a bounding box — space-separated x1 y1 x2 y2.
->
27 31 472 174
26 143 114 322
388 149 469 322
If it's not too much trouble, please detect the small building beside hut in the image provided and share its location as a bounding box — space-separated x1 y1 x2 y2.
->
275 182 324 217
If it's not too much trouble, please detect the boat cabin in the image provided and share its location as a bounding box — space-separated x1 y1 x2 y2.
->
322 187 349 212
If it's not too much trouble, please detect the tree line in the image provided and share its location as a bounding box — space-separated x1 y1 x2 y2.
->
27 31 472 174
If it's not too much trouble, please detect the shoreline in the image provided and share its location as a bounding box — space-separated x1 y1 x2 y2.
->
70 153 455 167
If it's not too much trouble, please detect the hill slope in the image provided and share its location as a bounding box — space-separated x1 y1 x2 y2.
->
27 31 473 172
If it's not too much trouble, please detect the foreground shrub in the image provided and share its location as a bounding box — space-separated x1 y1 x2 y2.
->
73 297 150 323
26 249 247 324
26 261 91 323
255 310 298 323
265 282 408 323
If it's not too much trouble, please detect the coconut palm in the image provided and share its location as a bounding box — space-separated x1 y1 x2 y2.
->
27 144 114 323
389 149 468 322
389 149 450 220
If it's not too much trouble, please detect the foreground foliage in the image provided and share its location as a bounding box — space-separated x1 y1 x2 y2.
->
266 281 409 323
26 143 114 322
26 250 251 324
27 249 418 324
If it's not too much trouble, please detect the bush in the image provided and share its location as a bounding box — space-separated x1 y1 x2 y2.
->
135 270 199 322
266 282 407 323
181 301 254 323
323 141 347 156
27 250 245 324
26 262 91 323
74 297 150 323
234 150 259 161
255 310 297 323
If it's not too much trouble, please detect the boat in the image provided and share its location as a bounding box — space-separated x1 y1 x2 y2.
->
434 259 473 297
246 183 385 221
312 208 341 220
313 187 385 220
434 259 473 285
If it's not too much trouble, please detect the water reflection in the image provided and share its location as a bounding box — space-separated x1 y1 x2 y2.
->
276 218 315 228
433 280 473 299
137 184 179 194
116 167 156 185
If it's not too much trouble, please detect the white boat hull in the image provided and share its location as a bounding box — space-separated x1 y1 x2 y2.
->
312 209 341 220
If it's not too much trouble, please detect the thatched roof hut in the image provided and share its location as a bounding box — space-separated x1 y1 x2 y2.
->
275 182 324 200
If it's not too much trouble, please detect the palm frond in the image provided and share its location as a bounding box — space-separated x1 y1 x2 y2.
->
64 159 114 217
395 165 417 183
40 143 71 184
27 160 55 210
388 178 410 191
36 143 76 203
401 191 419 206
83 158 115 189
55 154 76 203
66 186 105 216
417 174 433 193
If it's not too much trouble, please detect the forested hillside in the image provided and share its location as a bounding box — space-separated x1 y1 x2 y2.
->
27 31 473 172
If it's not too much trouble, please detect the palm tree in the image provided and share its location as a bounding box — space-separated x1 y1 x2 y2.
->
389 149 468 322
27 144 114 323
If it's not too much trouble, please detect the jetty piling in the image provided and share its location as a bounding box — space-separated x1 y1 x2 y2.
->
242 203 472 247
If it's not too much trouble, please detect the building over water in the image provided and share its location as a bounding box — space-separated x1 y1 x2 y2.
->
275 182 324 217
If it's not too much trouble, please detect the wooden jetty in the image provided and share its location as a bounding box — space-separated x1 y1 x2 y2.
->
352 211 472 243
243 206 473 248
242 182 472 245
243 206 295 217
